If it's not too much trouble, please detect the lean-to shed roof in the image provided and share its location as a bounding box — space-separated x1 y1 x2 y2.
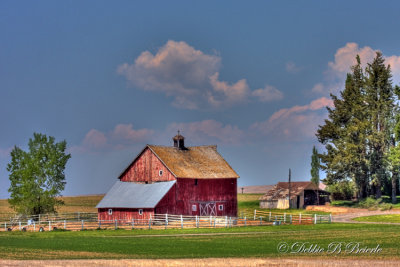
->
96 180 175 208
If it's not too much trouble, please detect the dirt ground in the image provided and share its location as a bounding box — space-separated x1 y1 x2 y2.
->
1 258 400 267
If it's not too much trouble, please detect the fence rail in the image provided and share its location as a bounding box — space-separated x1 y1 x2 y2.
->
0 210 331 232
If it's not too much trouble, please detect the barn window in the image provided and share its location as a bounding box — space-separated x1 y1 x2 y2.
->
138 209 143 215
108 209 113 215
218 204 224 211
194 179 198 186
192 204 197 211
159 170 163 176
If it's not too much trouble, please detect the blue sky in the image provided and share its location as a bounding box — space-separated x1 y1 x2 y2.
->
1 1 400 197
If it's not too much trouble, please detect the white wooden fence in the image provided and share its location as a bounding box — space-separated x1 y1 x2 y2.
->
0 210 331 232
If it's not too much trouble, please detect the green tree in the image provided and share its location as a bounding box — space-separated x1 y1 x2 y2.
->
7 133 71 215
310 145 320 205
310 146 320 186
364 52 396 198
317 55 369 198
317 52 399 201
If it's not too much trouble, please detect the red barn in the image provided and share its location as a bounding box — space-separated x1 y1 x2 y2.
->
97 133 239 221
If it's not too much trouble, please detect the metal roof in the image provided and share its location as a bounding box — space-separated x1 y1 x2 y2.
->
96 180 175 209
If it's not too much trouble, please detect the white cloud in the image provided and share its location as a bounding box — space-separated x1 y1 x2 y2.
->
167 120 244 145
251 85 283 102
314 42 400 95
251 97 333 140
286 61 302 73
118 40 282 109
71 124 153 153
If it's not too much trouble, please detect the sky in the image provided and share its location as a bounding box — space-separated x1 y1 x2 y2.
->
1 1 400 198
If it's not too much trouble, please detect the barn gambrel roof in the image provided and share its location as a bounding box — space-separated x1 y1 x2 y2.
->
119 145 239 179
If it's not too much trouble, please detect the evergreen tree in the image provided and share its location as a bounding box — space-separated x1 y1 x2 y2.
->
310 145 320 205
317 52 399 201
311 146 320 186
317 56 369 198
7 133 71 215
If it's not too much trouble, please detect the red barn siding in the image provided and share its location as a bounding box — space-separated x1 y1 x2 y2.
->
156 178 237 217
120 148 175 183
98 208 154 221
154 184 177 214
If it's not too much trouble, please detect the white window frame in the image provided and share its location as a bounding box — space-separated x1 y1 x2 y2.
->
218 204 224 211
192 204 197 212
138 209 143 215
159 170 163 176
108 209 113 215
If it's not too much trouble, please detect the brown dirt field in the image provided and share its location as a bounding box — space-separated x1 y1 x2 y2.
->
1 258 400 267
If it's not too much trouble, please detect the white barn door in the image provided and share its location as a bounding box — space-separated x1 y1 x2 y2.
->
200 202 216 216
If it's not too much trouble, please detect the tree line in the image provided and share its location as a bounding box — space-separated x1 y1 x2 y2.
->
316 52 400 204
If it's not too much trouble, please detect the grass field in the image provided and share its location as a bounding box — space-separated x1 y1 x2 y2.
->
353 214 400 223
0 224 398 260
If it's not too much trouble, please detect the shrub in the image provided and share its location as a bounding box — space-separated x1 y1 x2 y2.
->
327 181 355 200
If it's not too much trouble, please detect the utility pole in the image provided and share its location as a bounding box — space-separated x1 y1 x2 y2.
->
288 168 291 209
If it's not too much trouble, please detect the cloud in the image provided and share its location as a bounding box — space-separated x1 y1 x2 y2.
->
314 42 400 95
251 85 283 102
311 83 324 94
118 40 282 109
167 120 244 145
208 72 250 106
111 124 153 144
71 124 154 153
251 97 333 140
327 42 376 77
286 61 302 73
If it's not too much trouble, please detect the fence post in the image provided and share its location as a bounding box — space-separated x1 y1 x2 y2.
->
49 221 51 231
329 214 332 223
99 220 101 229
314 214 317 224
196 215 198 228
132 218 134 230
290 215 292 224
82 220 84 230
165 214 168 226
214 217 216 228
210 215 212 226
244 216 247 226
254 210 256 220
180 215 183 229
114 219 117 230
39 214 41 224
4 222 6 231
260 216 262 225
225 216 228 228
64 220 66 230
33 222 36 232
149 218 152 229
18 221 21 231
284 213 286 223
269 211 271 222
299 213 302 224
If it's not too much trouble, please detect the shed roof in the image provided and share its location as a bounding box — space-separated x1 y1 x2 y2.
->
96 180 175 209
148 145 239 179
259 181 326 201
